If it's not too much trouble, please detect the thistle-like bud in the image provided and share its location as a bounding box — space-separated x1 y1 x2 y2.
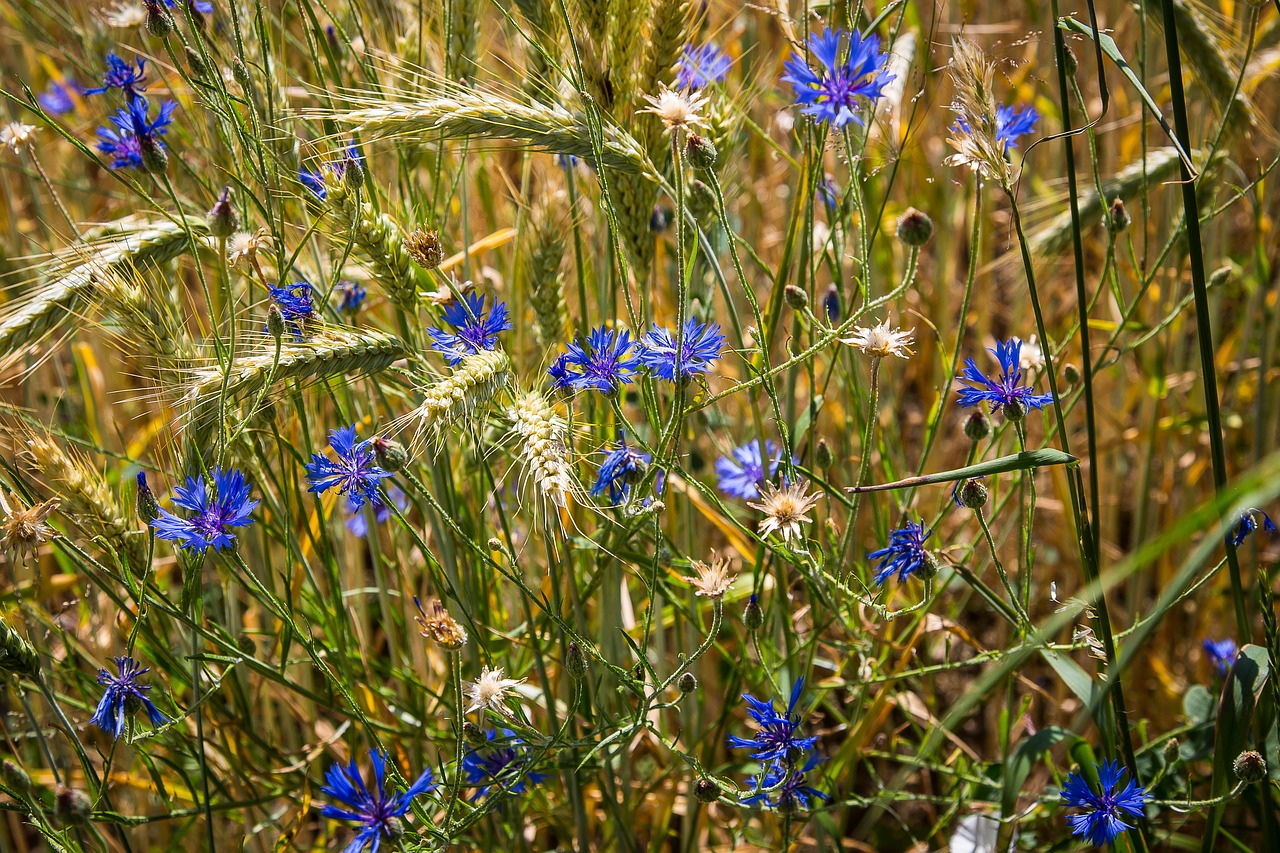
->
1107 197 1130 234
896 207 934 247
462 721 487 746
784 285 808 311
1209 266 1233 289
404 228 443 271
822 283 841 323
1063 363 1081 385
383 817 406 840
231 57 252 91
486 537 503 552
237 634 257 656
1234 750 1267 784
185 46 208 79
963 410 991 442
1162 737 1181 765
956 478 989 510
136 471 160 525
1 760 31 795
1064 44 1079 76
1003 398 1028 423
206 187 240 239
678 672 697 694
743 593 764 632
372 437 408 472
145 1 172 37
566 641 587 680
54 786 92 825
343 152 365 191
814 437 834 470
266 303 286 341
694 777 719 803
919 550 941 580
139 135 168 174
686 133 718 171
414 597 468 650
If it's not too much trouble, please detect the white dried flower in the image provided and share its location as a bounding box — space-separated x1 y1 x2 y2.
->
640 84 708 134
465 665 525 716
101 1 147 27
748 480 821 544
683 551 736 599
843 319 915 359
1018 335 1045 373
226 228 274 269
0 491 59 562
0 122 38 154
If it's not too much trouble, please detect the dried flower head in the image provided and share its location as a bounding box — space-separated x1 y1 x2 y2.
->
842 319 914 359
640 84 709 134
684 551 736 598
748 480 821 544
465 666 526 716
102 1 148 27
1 122 38 154
227 228 275 278
0 491 59 562
414 597 469 650
405 228 443 270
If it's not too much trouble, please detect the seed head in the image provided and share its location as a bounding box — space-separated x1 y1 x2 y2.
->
0 122 38 155
404 228 443 270
465 666 525 716
0 491 59 563
414 597 468 650
640 83 709 134
683 551 736 599
843 319 914 359
748 480 821 544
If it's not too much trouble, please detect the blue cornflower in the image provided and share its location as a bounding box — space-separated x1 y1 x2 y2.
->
39 79 79 115
557 152 579 170
462 728 549 801
955 103 1040 152
822 283 841 323
956 338 1055 415
300 167 327 201
676 43 732 90
741 753 830 811
320 748 436 853
267 282 315 339
781 27 894 128
1203 638 1238 674
1060 760 1148 848
868 519 933 584
727 678 818 762
165 0 216 13
96 96 177 170
345 485 407 537
336 280 367 313
90 656 167 740
650 205 672 233
151 467 258 553
547 353 575 392
85 53 147 98
426 292 513 365
1229 507 1277 546
592 438 651 503
306 425 393 510
553 326 642 394
817 175 840 214
637 318 725 382
715 439 783 500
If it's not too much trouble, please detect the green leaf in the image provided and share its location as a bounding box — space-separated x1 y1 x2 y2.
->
847 449 1076 493
1001 726 1076 819
1200 644 1271 852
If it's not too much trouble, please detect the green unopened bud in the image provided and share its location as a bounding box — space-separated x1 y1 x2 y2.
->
1162 737 1180 765
383 816 406 840
486 537 503 552
784 285 808 311
1107 197 1130 233
146 2 173 37
896 207 934 247
566 641 587 680
206 187 240 239
1234 750 1267 784
185 46 208 79
237 634 257 656
139 135 168 174
814 437 834 470
963 410 991 442
919 550 941 580
743 594 763 632
462 721 487 746
54 786 91 825
694 777 719 803
266 303 286 341
686 133 718 171
136 472 160 525
343 155 365 191
231 57 252 91
956 478 989 510
1209 266 1233 289
1 760 31 794
678 672 697 694
372 437 408 473
1063 363 1081 385
1064 44 1079 76
1002 398 1028 423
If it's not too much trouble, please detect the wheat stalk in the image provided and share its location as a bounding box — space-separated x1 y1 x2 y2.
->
508 390 575 508
526 211 570 349
405 348 511 447
0 618 39 680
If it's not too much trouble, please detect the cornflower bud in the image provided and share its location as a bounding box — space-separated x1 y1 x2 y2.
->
896 207 934 247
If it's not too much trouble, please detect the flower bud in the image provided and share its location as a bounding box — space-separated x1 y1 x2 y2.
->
694 777 719 803
1063 363 1080 385
266 303 286 341
743 593 764 632
814 437 834 470
185 46 208 79
1162 737 1180 765
784 285 808 311
1 760 31 795
372 437 408 472
822 283 841 323
231 57 252 91
1003 398 1028 423
1234 750 1267 784
1107 197 1130 233
206 187 240 239
566 641 587 680
956 478 989 510
1209 266 1233 289
685 133 718 171
650 205 671 232
632 662 646 683
136 471 160 525
383 817 406 840
145 1 173 37
919 550 941 580
963 410 991 442
343 154 365 191
1064 44 1079 76
139 135 168 174
487 537 503 552
55 786 92 825
678 672 697 694
405 228 443 270
237 634 257 656
896 207 934 247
